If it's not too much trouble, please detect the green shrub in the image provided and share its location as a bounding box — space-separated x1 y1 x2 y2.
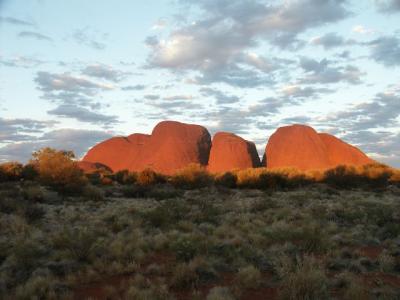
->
22 185 44 202
83 184 105 202
52 227 100 262
215 172 237 188
235 265 262 289
114 170 137 184
206 287 235 300
279 257 329 300
171 236 201 262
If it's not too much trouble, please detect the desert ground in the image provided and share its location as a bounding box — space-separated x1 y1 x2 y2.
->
1 162 400 299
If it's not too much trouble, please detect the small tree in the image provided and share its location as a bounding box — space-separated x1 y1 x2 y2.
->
30 147 86 194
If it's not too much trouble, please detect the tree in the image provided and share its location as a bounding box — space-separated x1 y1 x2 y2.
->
30 148 86 193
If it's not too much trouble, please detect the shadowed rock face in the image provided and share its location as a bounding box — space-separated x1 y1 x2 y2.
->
208 132 261 173
83 121 211 174
265 124 373 170
77 161 112 174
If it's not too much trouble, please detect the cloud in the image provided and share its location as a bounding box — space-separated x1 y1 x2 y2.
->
163 95 193 101
144 94 160 100
0 128 113 163
368 35 400 67
35 71 114 95
146 0 350 86
310 32 354 49
375 0 400 13
299 57 364 84
72 28 107 50
352 25 376 35
152 19 168 30
199 87 239 104
327 88 400 131
121 84 146 91
280 85 334 99
47 104 119 126
0 55 44 68
0 117 57 143
18 31 52 41
81 64 129 82
0 16 34 27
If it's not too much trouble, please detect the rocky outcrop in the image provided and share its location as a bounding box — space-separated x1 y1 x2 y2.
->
319 133 373 167
264 124 373 170
83 121 211 174
77 161 112 174
208 132 260 173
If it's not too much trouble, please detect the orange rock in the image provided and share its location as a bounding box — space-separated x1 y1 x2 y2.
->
319 133 373 167
265 124 373 170
140 121 211 174
83 121 211 174
77 161 112 174
208 132 260 173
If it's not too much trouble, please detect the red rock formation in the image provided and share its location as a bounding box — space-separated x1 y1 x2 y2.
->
83 121 211 174
140 121 211 174
319 133 373 167
208 132 260 173
77 161 112 174
265 124 372 170
82 135 149 172
265 125 329 170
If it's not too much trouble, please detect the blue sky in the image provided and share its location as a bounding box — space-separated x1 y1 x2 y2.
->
0 0 399 167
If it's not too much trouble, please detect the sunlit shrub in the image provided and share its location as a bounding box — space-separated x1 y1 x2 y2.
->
137 168 165 186
323 164 392 189
0 162 24 181
171 164 213 189
30 147 87 194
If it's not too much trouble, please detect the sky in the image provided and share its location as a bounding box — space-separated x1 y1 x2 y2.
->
0 0 399 167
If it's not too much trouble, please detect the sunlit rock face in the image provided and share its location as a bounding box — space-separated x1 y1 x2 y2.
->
318 133 373 167
83 121 211 174
208 132 261 173
139 121 211 174
265 124 373 170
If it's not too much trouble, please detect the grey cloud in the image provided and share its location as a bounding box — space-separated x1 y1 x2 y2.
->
375 0 400 13
0 55 44 68
144 94 160 100
146 0 350 86
47 104 119 126
18 31 52 41
0 129 113 163
0 117 57 143
199 87 239 104
73 28 107 50
0 16 34 27
327 89 400 131
281 85 334 99
299 57 364 84
82 64 129 82
163 95 193 101
121 84 146 91
368 35 400 67
35 71 113 95
311 32 354 49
